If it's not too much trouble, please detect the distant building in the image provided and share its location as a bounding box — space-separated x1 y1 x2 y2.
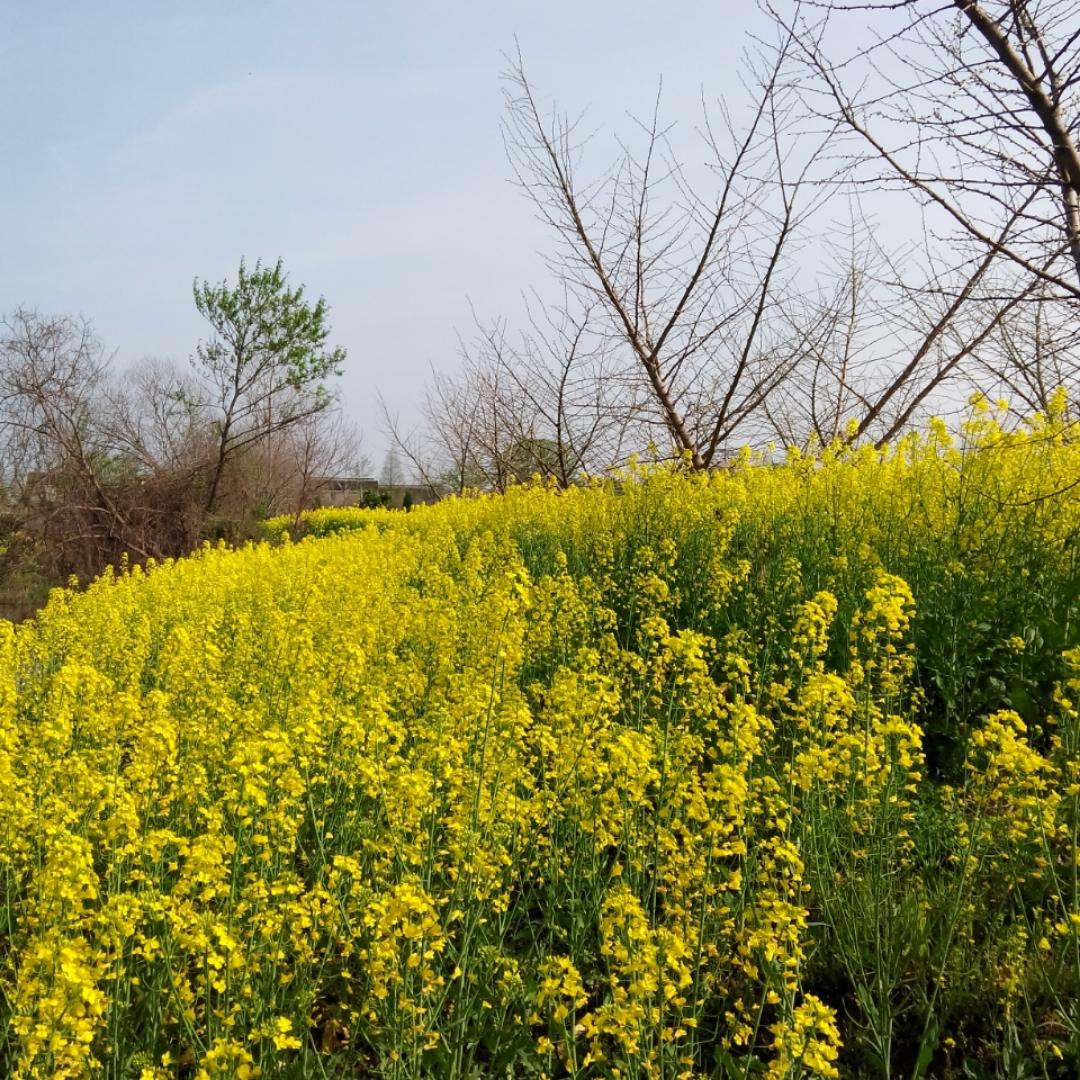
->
314 476 380 507
311 477 440 509
380 483 440 508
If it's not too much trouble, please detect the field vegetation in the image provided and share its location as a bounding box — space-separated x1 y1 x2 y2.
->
0 400 1077 1078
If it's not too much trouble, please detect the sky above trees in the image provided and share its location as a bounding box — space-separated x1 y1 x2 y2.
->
1 2 849 459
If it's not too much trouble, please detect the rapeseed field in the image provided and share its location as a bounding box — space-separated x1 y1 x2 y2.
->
1 398 1078 1078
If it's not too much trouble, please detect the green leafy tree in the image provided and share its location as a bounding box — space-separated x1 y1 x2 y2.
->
192 258 345 514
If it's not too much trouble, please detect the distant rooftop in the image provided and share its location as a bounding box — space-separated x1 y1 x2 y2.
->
318 476 379 492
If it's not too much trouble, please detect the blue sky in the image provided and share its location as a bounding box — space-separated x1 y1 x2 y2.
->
3 2 797 464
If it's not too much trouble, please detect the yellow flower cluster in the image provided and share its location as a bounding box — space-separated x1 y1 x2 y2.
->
0 403 1077 1076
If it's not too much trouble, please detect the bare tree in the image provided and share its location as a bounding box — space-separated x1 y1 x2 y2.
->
769 0 1080 295
500 31 840 468
285 409 367 513
379 447 404 489
0 310 107 486
383 290 642 494
972 287 1080 413
759 212 890 445
747 0 1080 436
484 291 646 484
212 406 365 528
382 362 493 497
399 8 1079 473
455 295 644 488
0 302 359 594
103 358 206 476
0 309 155 572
